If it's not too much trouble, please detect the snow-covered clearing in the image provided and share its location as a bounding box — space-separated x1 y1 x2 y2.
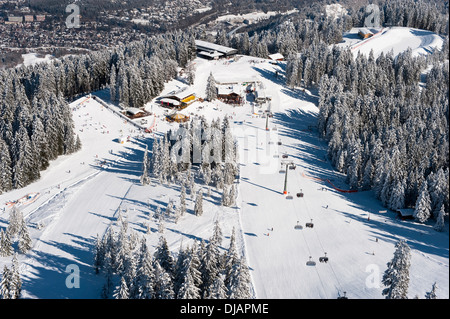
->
338 27 444 58
216 9 298 24
0 51 448 299
17 53 54 68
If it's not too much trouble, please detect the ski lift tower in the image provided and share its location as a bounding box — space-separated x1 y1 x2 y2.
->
281 159 294 195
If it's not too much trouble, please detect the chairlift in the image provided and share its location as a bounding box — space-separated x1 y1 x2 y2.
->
289 164 296 170
306 219 314 228
277 140 282 145
282 154 288 159
297 189 304 197
337 291 348 299
319 252 329 263
294 221 303 230
286 193 293 200
306 256 316 266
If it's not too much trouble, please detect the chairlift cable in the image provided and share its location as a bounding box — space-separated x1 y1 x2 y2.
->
293 166 345 294
285 161 328 297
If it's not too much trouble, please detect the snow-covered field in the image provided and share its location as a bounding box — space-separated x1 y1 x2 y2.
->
0 38 448 299
338 27 444 58
17 53 54 68
215 9 298 24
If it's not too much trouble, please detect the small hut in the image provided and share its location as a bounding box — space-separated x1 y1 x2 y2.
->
395 208 414 220
167 113 190 123
358 28 374 39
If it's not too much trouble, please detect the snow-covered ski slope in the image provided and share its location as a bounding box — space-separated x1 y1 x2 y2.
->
338 26 444 58
0 32 448 299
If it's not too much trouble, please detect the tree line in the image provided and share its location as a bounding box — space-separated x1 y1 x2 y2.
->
94 216 252 299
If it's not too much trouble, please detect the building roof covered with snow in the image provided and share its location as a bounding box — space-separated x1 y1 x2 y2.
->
358 28 374 39
195 40 238 58
269 53 284 61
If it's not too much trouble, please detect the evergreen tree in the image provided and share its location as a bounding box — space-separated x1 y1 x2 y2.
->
0 265 12 299
18 219 33 254
114 276 129 299
194 190 204 217
433 204 446 232
134 238 155 299
205 72 217 102
414 181 431 223
227 256 252 299
0 229 13 257
382 240 411 299
153 260 175 299
10 254 21 299
177 250 202 299
154 235 175 276
205 274 227 299
140 145 150 185
425 282 437 299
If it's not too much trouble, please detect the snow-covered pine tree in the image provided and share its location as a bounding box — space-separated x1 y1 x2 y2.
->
227 256 252 299
114 276 129 299
0 138 13 194
134 237 155 299
140 145 150 185
205 72 217 102
224 227 239 289
433 204 446 232
0 254 21 299
18 218 32 254
154 235 175 276
194 189 204 217
153 260 175 299
425 282 437 299
10 254 21 299
221 185 231 207
93 234 104 274
74 135 82 152
0 265 12 299
382 239 411 299
180 184 187 217
0 229 12 257
186 62 196 85
109 66 117 102
165 198 175 221
414 180 431 223
201 220 224 297
176 249 202 299
205 274 227 299
7 206 24 237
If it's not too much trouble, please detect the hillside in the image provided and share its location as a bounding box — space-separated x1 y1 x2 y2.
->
338 26 444 58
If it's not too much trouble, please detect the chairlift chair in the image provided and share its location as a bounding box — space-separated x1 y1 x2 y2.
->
296 189 304 197
306 219 314 228
306 256 316 266
319 252 328 263
289 164 296 170
337 291 348 299
282 154 288 159
294 221 303 230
